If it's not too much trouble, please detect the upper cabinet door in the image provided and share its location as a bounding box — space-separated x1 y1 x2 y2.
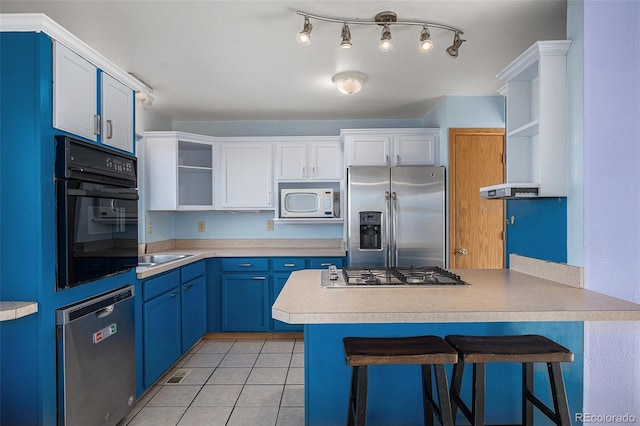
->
53 42 97 141
393 133 438 166
276 143 307 180
344 133 391 166
221 143 273 209
101 73 134 153
310 142 343 180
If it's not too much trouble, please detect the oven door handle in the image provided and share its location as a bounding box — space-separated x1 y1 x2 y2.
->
67 188 139 200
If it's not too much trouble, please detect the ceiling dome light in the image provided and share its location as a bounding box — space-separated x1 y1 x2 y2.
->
379 23 393 52
332 72 366 95
297 16 313 46
340 23 352 49
446 32 466 58
418 27 433 53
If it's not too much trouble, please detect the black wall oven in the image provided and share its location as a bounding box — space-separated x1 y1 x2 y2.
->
55 136 138 290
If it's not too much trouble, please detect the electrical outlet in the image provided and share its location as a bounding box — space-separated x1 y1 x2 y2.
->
266 219 274 231
147 221 153 234
197 221 206 232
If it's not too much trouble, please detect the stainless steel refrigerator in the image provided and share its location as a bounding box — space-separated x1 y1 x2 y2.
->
347 166 445 267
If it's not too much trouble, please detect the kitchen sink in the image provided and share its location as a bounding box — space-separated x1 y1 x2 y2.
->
138 254 192 267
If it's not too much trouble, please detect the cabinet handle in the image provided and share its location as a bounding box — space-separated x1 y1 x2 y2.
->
385 155 389 165
302 166 306 178
312 166 316 177
94 115 101 135
268 191 272 204
320 263 332 266
106 119 113 139
283 263 297 267
170 292 178 297
238 263 253 267
183 284 193 290
252 276 266 280
396 154 401 164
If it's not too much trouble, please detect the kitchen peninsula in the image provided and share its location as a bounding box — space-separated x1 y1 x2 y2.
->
272 255 640 425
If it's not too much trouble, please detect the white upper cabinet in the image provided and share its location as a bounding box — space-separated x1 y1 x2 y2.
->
342 129 439 167
53 42 98 141
53 41 135 153
146 132 215 211
276 137 342 180
101 73 134 153
499 40 572 197
220 142 273 209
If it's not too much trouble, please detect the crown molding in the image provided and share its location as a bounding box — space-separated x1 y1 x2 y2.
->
0 13 146 92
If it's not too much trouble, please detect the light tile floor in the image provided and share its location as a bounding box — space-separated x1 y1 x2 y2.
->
120 338 305 426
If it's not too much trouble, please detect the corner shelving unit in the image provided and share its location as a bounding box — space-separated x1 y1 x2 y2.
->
493 40 572 197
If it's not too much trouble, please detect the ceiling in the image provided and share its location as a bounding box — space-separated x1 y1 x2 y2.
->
0 1 567 122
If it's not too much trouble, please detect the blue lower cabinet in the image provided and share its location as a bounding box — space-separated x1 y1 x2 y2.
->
181 275 207 351
307 257 344 269
272 257 306 332
222 274 269 331
143 285 181 388
141 261 207 389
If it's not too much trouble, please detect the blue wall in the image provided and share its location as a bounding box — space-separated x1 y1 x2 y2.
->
0 32 140 426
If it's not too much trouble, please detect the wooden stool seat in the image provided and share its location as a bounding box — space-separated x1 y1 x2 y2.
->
344 335 459 366
445 334 574 426
343 336 458 426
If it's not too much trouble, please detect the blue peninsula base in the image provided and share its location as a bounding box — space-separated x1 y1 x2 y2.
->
304 322 583 425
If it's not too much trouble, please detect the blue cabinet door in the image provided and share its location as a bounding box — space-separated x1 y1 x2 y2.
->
222 275 269 331
143 288 181 388
181 275 207 351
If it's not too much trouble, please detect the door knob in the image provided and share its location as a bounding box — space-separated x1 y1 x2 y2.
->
455 248 468 256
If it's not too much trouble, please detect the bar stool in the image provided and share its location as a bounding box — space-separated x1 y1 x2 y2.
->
343 335 458 426
444 334 574 426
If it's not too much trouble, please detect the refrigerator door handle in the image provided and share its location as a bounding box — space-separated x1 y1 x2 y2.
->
385 191 391 267
391 191 398 266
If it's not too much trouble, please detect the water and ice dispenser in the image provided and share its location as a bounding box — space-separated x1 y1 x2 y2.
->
359 211 382 250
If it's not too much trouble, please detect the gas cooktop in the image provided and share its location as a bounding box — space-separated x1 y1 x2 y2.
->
322 266 470 288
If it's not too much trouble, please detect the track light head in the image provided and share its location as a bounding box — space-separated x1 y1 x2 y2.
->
446 32 465 58
379 24 393 52
340 23 352 49
297 16 313 46
418 27 433 53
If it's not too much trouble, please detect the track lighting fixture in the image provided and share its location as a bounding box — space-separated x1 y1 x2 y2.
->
418 27 433 53
340 23 352 49
379 23 393 52
296 10 464 57
296 15 312 46
446 32 466 58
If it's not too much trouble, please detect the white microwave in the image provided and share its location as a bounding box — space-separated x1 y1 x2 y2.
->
280 188 334 218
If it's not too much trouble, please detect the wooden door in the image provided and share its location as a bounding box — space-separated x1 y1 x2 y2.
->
449 128 505 268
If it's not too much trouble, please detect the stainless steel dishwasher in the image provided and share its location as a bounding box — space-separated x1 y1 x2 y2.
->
56 285 135 426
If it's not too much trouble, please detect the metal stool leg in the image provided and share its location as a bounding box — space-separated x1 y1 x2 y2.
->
422 365 435 426
348 366 369 426
472 362 485 426
523 362 534 425
548 362 571 426
433 364 454 426
449 361 465 422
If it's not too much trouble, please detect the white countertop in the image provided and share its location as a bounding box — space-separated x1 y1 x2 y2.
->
136 239 346 279
272 268 640 324
0 302 38 321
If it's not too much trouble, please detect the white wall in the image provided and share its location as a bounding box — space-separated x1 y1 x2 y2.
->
581 0 640 416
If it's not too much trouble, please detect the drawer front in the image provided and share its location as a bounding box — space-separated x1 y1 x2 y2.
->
143 270 180 301
307 257 345 269
273 257 305 272
220 257 269 272
181 260 206 283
